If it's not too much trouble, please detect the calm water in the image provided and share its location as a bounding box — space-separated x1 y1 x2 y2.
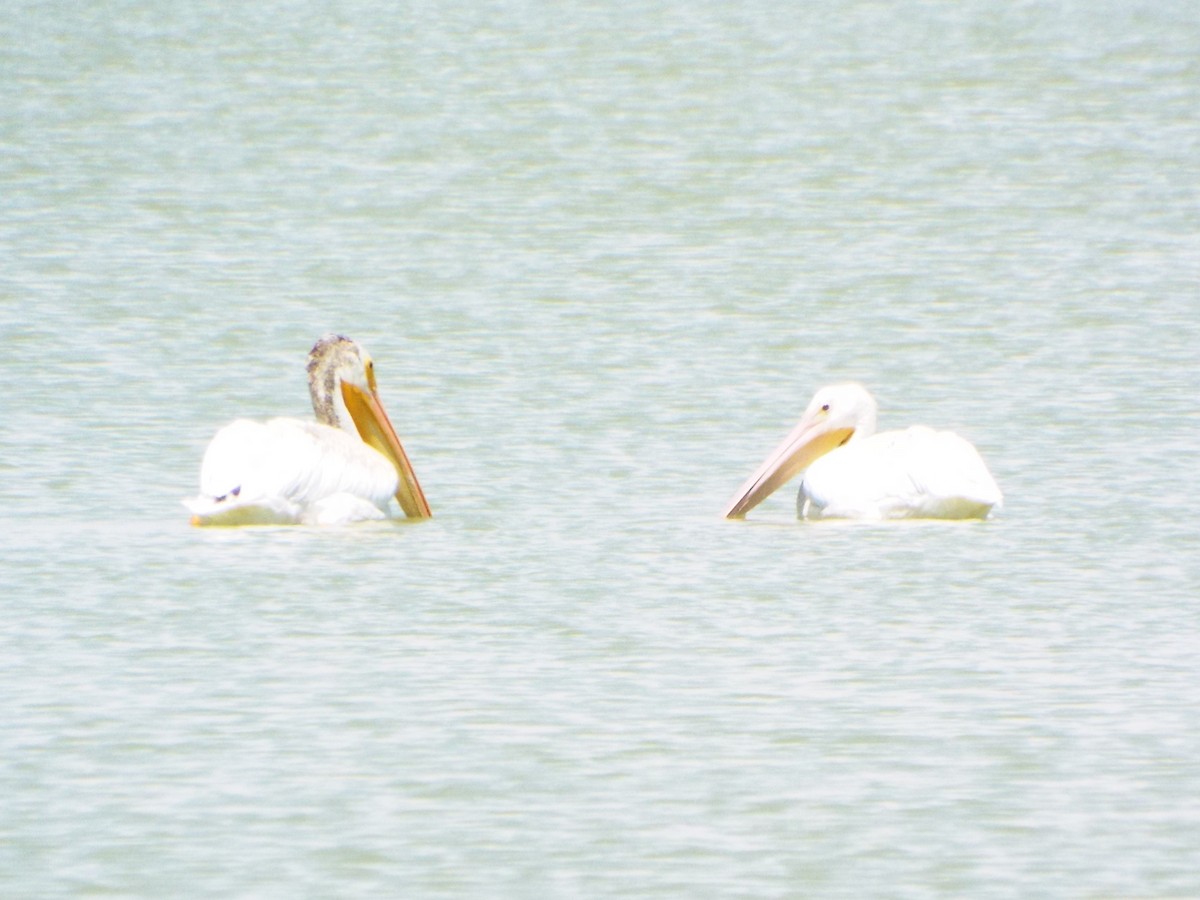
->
3 0 1199 895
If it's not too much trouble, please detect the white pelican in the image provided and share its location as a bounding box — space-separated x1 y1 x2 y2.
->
185 334 431 526
723 383 1002 520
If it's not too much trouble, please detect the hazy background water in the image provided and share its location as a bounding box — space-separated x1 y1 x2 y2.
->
3 0 1198 896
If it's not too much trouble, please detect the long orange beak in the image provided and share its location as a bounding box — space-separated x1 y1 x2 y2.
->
722 415 853 519
341 380 432 519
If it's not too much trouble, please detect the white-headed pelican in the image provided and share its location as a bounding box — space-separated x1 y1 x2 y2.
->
723 383 1001 520
185 334 431 526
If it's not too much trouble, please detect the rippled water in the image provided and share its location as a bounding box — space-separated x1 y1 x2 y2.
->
3 0 1199 895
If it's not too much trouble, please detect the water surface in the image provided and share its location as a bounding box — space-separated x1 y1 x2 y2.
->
3 0 1199 895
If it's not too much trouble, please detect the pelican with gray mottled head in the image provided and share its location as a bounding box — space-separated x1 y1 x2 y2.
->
185 334 431 526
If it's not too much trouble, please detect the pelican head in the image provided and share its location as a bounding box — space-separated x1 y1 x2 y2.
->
307 334 432 519
722 382 877 519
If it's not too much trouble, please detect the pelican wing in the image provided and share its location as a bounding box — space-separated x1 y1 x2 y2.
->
184 418 399 526
800 426 1002 520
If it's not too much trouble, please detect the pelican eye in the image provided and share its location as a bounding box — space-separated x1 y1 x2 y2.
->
821 403 830 412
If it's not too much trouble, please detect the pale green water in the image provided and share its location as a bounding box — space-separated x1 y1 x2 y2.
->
3 0 1199 896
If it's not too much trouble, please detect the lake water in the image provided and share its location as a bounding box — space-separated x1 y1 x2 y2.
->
3 0 1199 895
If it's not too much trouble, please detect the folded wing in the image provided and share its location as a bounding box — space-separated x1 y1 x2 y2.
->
184 418 399 526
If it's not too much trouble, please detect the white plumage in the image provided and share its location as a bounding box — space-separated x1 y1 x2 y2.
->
184 335 431 527
724 383 1002 521
186 418 398 525
799 424 1001 520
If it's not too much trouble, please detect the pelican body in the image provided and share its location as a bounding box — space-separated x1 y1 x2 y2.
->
723 383 1001 521
185 335 431 526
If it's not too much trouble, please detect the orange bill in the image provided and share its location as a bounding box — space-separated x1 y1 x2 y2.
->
341 380 432 519
723 417 853 519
